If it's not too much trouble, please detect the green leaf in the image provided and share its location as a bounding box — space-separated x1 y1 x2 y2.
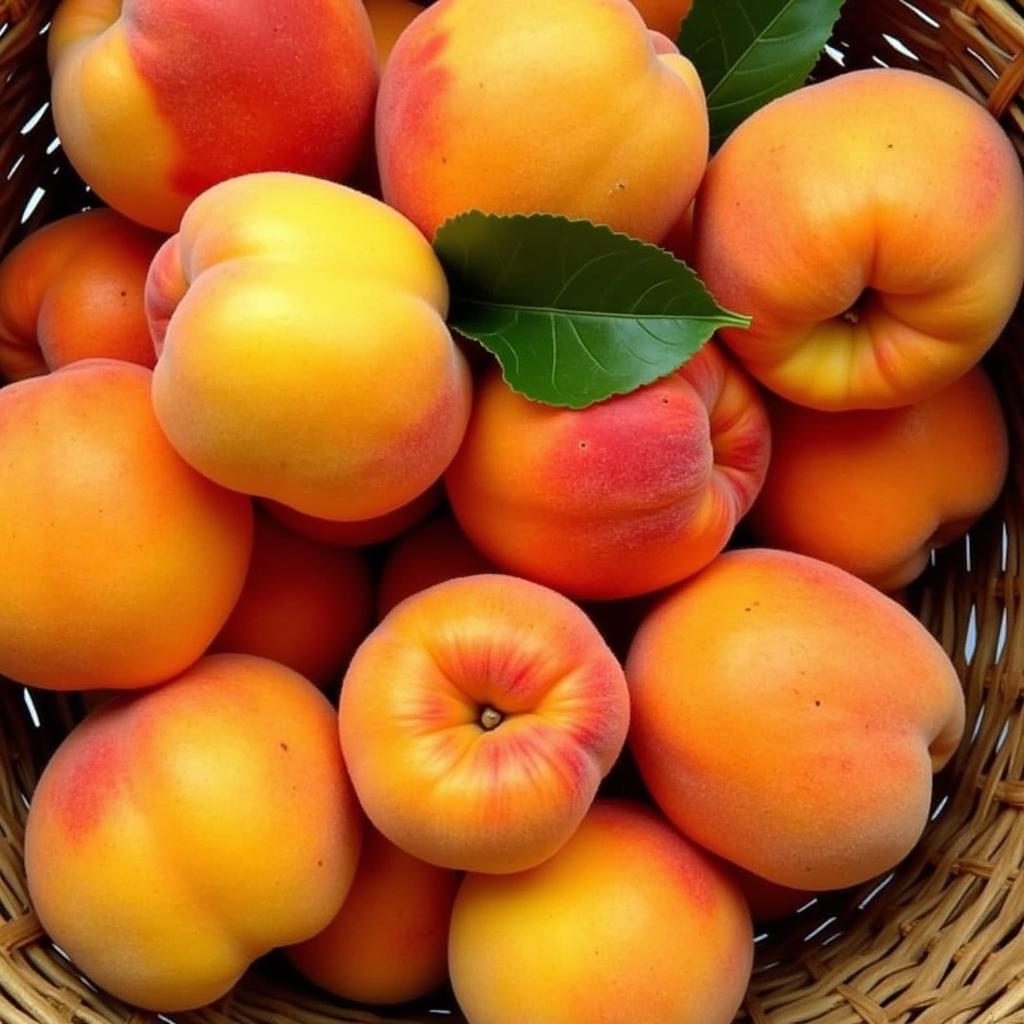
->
680 0 845 149
434 212 749 410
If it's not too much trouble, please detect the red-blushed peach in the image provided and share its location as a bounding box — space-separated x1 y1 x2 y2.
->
692 69 1024 410
365 0 423 67
0 209 162 381
25 654 363 1012
377 0 708 242
626 549 966 890
630 0 693 37
448 799 753 1024
445 344 770 600
377 515 494 617
265 484 442 548
748 367 1009 590
210 513 373 688
287 825 460 1004
0 359 252 691
148 172 472 521
48 0 377 231
339 574 630 873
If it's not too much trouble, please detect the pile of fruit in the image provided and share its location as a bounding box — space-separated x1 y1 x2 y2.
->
3 0 1023 1022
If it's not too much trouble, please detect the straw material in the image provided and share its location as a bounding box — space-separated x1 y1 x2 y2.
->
1 1 1023 1021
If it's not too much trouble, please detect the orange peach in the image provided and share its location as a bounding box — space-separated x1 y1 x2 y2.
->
48 0 377 231
265 484 442 548
365 0 423 68
0 209 162 381
148 172 472 521
445 344 770 600
748 367 1009 590
692 68 1024 410
339 575 630 873
449 800 753 1024
0 359 252 691
630 0 693 37
377 0 708 242
25 654 363 1012
211 513 373 688
377 515 494 617
626 549 966 890
287 826 459 1004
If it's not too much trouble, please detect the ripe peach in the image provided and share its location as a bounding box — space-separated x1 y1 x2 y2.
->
48 0 377 231
692 68 1024 410
0 360 252 691
377 515 494 617
449 800 753 1024
627 549 966 890
339 575 630 873
211 513 373 688
287 826 459 1004
445 344 770 600
25 654 363 1012
148 172 472 521
0 209 162 381
377 0 708 242
630 0 693 37
748 367 1009 590
365 0 422 67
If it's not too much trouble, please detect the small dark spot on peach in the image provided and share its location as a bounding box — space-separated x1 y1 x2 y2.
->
317 859 323 868
661 397 670 405
120 290 127 297
579 441 588 449
886 143 894 149
279 742 289 752
814 700 821 707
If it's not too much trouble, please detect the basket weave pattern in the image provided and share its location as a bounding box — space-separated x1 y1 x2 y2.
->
2 1 1024 1022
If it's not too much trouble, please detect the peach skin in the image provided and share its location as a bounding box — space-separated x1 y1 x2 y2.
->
377 514 494 617
626 549 966 890
287 825 460 1004
0 359 252 691
25 654 363 1012
339 574 630 873
211 513 373 689
729 866 815 923
748 367 1009 590
630 0 693 37
148 172 472 521
0 209 162 381
692 68 1024 410
445 343 770 600
48 0 377 231
377 0 708 242
365 0 423 67
449 800 753 1024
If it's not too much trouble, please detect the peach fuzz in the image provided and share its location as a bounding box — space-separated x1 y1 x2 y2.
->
692 68 1024 410
0 209 162 381
449 800 753 1024
748 367 1009 591
339 574 629 873
265 484 442 548
48 0 377 231
377 514 494 617
626 549 966 890
210 513 373 689
365 0 423 67
630 0 693 37
445 343 770 600
377 0 708 242
148 172 472 522
287 826 460 1004
25 654 363 1012
0 359 252 691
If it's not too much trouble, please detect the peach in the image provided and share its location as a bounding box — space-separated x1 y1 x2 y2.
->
287 826 459 1004
25 654 363 1012
265 484 442 548
48 0 377 231
0 359 252 691
449 800 753 1024
630 0 693 37
730 866 814 923
148 172 472 521
211 513 373 688
365 0 423 67
692 68 1024 410
339 574 630 873
626 549 966 890
0 209 162 381
445 344 770 600
748 367 1009 590
377 514 494 617
377 0 708 242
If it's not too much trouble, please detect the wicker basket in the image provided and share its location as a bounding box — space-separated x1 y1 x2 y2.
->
2 1 1024 1022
